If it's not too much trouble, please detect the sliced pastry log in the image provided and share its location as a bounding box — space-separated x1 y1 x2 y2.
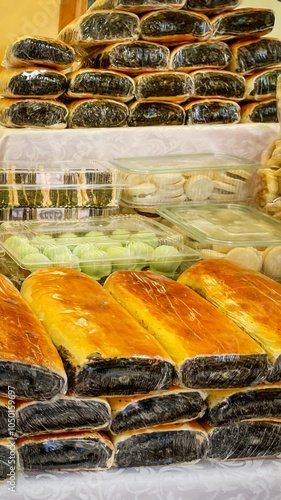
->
177 259 281 383
245 68 281 101
87 0 185 13
58 11 140 50
104 271 268 390
16 396 111 437
0 99 68 129
110 386 207 435
82 41 170 73
113 421 208 467
206 383 281 427
0 439 17 482
184 99 240 125
21 268 175 397
4 36 75 70
18 431 114 471
184 0 241 15
128 101 185 126
228 38 281 75
211 9 275 41
0 67 67 99
0 399 8 439
206 419 281 461
66 69 135 101
170 41 232 72
240 100 278 123
191 70 246 101
0 273 67 400
68 99 128 128
140 10 212 45
134 72 193 103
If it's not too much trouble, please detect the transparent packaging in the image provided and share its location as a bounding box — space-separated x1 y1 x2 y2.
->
240 100 278 124
256 167 281 220
111 153 260 208
211 8 275 42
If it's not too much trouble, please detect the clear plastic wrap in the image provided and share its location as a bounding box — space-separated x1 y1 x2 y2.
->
0 99 68 129
21 267 175 397
184 99 240 125
128 101 184 127
0 439 15 482
134 72 193 103
140 10 212 44
0 399 8 439
184 0 241 15
3 36 75 71
104 270 268 389
191 70 246 101
17 431 114 471
241 100 278 123
245 68 281 101
113 421 208 467
68 98 129 128
16 396 111 437
170 41 232 71
66 69 135 101
0 67 67 99
88 0 185 13
109 386 207 435
228 38 281 75
211 9 275 41
177 259 281 383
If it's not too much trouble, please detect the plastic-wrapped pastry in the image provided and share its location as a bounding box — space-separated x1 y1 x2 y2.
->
240 100 278 123
185 0 241 15
206 419 281 461
263 247 281 278
0 439 15 482
245 68 281 101
105 271 268 389
184 99 240 125
59 11 140 50
228 38 281 75
16 396 111 437
128 101 184 126
66 69 135 101
68 99 128 128
0 67 67 99
178 259 281 383
134 72 193 102
0 399 8 439
225 247 263 272
18 431 114 471
140 10 212 44
191 70 246 100
206 383 281 427
88 0 185 13
0 98 68 129
211 9 275 41
4 36 75 70
170 41 232 71
110 386 207 434
113 421 207 467
21 268 175 397
82 41 170 73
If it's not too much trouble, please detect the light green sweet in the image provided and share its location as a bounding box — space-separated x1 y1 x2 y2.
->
128 232 158 248
57 233 80 251
5 235 28 250
43 245 72 260
51 253 79 263
110 229 131 241
128 242 154 257
80 248 111 278
15 243 39 259
72 243 91 258
37 234 54 241
94 241 122 251
22 253 50 271
106 246 137 271
84 231 105 241
149 245 181 275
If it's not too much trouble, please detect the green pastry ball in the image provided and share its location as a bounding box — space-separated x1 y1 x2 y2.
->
72 243 91 258
149 245 181 275
50 253 79 269
43 245 72 260
128 232 158 248
94 241 122 251
106 246 137 271
110 229 131 241
15 243 40 259
80 248 111 279
84 231 105 241
22 253 50 271
128 242 154 257
37 234 54 241
5 235 28 250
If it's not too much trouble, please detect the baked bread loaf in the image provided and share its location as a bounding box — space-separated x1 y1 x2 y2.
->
170 41 232 71
185 0 241 15
178 259 281 382
191 70 246 100
68 98 129 128
228 38 281 74
0 273 66 400
21 268 175 397
128 101 185 126
66 69 135 101
245 68 281 101
88 0 185 13
104 271 268 389
184 99 240 125
0 98 68 129
240 100 278 123
134 72 193 103
17 431 114 471
211 9 275 41
0 67 67 99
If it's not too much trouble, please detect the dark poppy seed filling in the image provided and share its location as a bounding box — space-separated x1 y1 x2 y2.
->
12 38 74 67
9 71 67 97
5 101 67 128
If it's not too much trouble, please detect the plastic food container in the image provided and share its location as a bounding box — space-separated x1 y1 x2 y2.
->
0 215 199 286
158 203 281 281
110 154 260 209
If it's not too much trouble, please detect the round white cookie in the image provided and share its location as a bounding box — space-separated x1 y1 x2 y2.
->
200 249 225 259
127 183 157 197
263 246 281 278
226 247 263 272
184 175 214 201
153 174 183 186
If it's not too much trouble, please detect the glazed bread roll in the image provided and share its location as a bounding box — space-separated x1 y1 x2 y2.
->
184 99 241 125
0 67 67 99
0 98 68 129
104 271 268 389
178 259 281 382
21 268 175 397
211 9 275 41
240 100 278 123
68 98 129 128
0 273 66 400
228 38 281 75
66 69 135 101
88 0 185 13
170 41 232 71
134 72 193 103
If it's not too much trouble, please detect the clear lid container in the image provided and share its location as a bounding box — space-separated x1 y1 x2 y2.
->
110 153 260 208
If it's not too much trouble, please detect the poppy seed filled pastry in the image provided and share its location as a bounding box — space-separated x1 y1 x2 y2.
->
0 399 8 439
0 439 17 482
21 268 175 397
0 98 68 129
128 101 185 126
134 72 193 103
245 68 281 101
110 386 207 435
177 260 281 383
66 69 135 101
17 431 114 471
140 10 212 45
0 273 67 400
4 36 75 70
0 67 67 99
211 9 275 41
228 38 281 75
240 100 278 123
185 0 241 15
191 70 246 101
16 396 111 437
184 99 240 125
113 421 208 467
170 41 232 72
68 99 128 128
88 0 185 13
104 271 268 390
